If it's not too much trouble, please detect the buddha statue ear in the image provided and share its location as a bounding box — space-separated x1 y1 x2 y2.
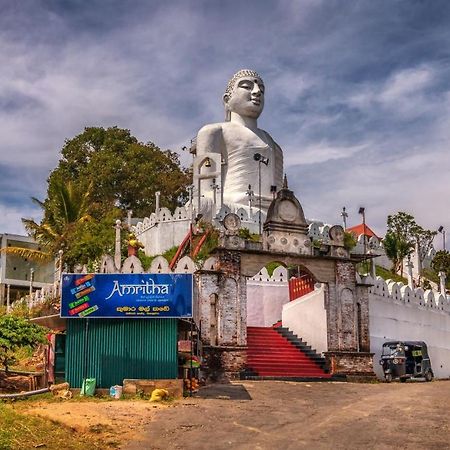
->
223 93 231 121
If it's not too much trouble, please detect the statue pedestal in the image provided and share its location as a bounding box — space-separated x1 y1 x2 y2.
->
324 351 377 381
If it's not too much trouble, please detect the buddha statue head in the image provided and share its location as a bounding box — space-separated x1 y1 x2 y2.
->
223 69 265 121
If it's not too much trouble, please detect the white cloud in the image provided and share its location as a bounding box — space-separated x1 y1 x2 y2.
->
0 203 41 235
0 0 449 245
285 142 369 165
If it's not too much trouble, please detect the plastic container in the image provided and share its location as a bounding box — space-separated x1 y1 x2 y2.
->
80 378 96 397
110 385 122 399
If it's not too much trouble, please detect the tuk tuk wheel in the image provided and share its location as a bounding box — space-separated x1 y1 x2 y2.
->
400 377 407 383
425 371 433 382
385 373 393 383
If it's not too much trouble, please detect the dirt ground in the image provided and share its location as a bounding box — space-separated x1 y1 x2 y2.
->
22 399 172 444
124 380 450 450
22 380 450 449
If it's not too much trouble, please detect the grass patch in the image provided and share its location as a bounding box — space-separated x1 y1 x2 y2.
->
422 268 450 289
266 261 282 277
375 265 407 284
0 402 108 450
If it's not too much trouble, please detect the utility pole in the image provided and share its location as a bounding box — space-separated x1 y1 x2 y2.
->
253 153 269 235
6 284 10 314
359 206 370 274
341 206 348 230
438 226 446 251
246 184 254 216
358 206 366 255
188 185 194 257
210 178 220 216
29 268 34 309
114 219 122 271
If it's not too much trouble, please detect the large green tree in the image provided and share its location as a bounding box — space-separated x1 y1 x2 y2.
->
384 212 416 274
431 250 450 279
49 127 190 217
15 127 190 269
383 212 436 275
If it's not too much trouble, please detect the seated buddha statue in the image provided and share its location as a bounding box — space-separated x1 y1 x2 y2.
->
193 69 283 217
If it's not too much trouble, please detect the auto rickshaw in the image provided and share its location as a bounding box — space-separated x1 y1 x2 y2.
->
380 341 433 382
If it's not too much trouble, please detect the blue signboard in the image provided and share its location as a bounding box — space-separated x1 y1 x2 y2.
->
61 273 193 318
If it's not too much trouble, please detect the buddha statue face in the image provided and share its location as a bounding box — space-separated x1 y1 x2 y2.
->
223 70 265 121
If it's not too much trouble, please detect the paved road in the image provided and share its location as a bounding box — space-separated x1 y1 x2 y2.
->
124 380 450 450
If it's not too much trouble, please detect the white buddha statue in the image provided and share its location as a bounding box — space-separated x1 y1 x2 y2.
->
193 69 283 218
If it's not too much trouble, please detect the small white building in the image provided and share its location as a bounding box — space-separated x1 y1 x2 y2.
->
0 233 54 306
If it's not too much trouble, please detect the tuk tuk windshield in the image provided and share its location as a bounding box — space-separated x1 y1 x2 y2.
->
382 344 405 357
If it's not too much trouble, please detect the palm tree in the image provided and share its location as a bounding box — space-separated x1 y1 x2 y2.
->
383 232 414 274
1 180 92 263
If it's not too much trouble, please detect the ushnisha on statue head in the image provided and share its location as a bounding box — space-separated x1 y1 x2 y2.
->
223 69 265 122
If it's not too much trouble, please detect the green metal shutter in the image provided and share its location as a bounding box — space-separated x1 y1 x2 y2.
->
65 318 177 388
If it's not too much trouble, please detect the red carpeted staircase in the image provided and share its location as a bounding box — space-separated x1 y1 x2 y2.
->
244 326 331 380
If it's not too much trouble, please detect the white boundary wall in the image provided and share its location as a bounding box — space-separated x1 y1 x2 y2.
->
282 285 327 355
364 275 450 379
247 266 289 327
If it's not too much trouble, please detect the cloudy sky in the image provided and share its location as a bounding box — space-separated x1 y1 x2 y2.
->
1 0 449 247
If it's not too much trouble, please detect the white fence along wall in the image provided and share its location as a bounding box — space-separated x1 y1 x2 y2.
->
247 266 289 327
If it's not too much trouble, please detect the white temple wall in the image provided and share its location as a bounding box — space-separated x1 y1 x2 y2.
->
138 218 190 256
134 205 264 256
247 267 289 327
281 285 328 355
367 276 450 379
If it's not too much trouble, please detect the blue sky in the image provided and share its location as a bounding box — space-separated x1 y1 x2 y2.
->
1 0 449 247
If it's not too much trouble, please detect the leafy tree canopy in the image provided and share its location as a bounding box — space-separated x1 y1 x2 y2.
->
49 126 190 217
431 250 450 279
384 211 436 274
0 315 47 373
18 127 190 269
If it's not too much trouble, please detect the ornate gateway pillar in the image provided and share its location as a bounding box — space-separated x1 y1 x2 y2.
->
324 261 375 380
200 214 248 381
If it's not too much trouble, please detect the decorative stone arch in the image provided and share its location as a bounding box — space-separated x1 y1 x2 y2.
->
400 285 413 303
199 203 374 380
202 256 218 271
207 244 373 377
174 256 196 274
272 265 288 283
121 255 143 274
238 251 334 283
159 207 172 222
236 207 249 222
99 255 116 273
149 256 170 274
250 266 271 282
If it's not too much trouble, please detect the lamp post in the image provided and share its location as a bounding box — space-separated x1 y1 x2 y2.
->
253 153 269 235
438 226 446 251
358 207 366 256
359 206 368 274
341 206 348 230
6 284 10 314
210 178 220 213
57 249 64 296
246 184 254 216
29 268 34 309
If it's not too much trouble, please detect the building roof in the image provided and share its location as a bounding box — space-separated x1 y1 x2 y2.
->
346 223 380 239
